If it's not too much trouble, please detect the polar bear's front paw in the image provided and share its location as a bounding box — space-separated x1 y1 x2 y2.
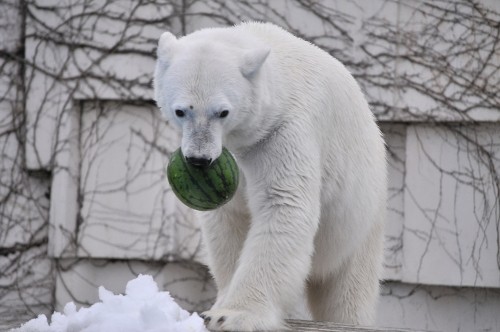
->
200 308 283 331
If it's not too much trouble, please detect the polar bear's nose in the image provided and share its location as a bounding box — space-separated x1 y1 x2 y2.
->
186 157 212 168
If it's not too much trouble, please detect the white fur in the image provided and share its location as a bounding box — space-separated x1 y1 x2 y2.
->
154 22 387 331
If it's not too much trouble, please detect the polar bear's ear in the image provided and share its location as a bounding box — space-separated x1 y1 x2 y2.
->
240 48 270 78
157 31 178 63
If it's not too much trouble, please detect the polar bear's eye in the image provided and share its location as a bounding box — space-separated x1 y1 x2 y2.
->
219 110 229 118
175 109 185 117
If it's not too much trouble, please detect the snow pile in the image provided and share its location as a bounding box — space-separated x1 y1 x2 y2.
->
13 274 208 332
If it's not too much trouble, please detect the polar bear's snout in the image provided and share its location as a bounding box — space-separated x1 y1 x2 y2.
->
180 123 222 167
177 112 222 167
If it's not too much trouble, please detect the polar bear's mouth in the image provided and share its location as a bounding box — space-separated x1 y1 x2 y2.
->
185 156 213 168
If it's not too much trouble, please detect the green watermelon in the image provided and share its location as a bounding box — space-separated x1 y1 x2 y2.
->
167 147 239 211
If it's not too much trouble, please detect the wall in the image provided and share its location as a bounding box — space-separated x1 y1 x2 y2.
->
1 1 499 331
0 1 53 330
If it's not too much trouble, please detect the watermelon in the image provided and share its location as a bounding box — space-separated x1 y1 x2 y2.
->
167 147 239 211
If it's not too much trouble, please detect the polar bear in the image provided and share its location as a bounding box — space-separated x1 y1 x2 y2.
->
154 22 387 331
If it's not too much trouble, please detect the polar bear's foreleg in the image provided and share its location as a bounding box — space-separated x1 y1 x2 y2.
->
307 219 385 326
200 186 251 307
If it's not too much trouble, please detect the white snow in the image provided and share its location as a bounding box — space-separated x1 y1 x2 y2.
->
12 274 208 332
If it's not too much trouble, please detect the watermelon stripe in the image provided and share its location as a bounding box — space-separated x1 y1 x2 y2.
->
215 159 229 191
220 152 238 195
224 153 237 188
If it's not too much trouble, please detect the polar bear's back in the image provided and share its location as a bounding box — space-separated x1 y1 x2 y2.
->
240 22 331 57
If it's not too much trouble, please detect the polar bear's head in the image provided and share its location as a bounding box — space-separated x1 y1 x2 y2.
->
154 31 270 166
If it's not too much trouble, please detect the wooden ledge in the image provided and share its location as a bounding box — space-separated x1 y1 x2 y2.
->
285 320 422 332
